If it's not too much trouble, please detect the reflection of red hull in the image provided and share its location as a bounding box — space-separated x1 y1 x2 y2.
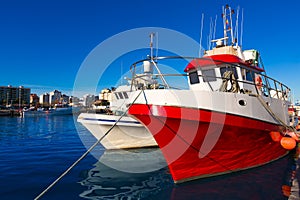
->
128 104 288 183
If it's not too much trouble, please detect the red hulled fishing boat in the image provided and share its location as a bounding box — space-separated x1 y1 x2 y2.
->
127 5 296 183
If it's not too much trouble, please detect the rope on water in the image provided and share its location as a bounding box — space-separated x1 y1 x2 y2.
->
34 90 143 200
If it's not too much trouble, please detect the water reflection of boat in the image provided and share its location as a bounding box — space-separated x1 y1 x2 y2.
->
79 148 171 200
78 149 295 199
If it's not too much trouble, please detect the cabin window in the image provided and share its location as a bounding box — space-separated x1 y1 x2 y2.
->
189 71 200 84
241 68 246 80
202 69 217 82
123 92 128 99
220 66 238 79
118 92 124 99
246 70 255 81
114 93 119 100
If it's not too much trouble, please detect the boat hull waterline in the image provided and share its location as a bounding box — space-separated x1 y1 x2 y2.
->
129 103 288 183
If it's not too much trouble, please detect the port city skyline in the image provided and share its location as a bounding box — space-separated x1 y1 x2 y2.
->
0 0 299 101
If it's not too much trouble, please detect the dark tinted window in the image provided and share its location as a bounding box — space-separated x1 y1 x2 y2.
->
123 92 128 99
118 92 124 99
246 70 254 81
189 71 200 84
202 69 217 82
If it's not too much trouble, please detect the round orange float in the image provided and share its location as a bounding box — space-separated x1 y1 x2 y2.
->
280 137 296 150
269 131 282 142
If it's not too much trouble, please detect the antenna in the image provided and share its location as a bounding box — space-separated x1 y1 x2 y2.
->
121 61 123 85
155 32 158 59
213 15 218 42
234 6 240 47
149 32 155 60
208 17 213 50
199 13 204 57
240 8 244 48
229 6 234 44
222 5 227 45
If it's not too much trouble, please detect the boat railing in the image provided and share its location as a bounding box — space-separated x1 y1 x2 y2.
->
198 73 291 101
129 56 291 102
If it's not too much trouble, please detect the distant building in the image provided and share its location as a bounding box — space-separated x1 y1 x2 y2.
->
0 85 30 107
49 90 62 105
82 94 95 107
61 94 69 104
30 94 39 106
99 88 112 102
69 96 80 105
39 93 50 107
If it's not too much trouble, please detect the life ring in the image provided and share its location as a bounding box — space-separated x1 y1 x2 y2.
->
255 75 263 90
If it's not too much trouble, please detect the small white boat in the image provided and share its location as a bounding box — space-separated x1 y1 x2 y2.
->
77 33 161 149
77 112 157 149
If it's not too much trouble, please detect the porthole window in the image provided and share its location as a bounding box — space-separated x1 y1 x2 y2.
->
238 99 247 106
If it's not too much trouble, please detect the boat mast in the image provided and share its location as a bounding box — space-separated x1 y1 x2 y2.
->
221 4 235 46
148 32 169 88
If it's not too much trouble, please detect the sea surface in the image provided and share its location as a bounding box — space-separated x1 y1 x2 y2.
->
0 115 297 200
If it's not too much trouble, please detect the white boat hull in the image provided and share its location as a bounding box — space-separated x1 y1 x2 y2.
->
77 113 157 149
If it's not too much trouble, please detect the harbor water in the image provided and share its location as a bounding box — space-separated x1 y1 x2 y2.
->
0 115 297 199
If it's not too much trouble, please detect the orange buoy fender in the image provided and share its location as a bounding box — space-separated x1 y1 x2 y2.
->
280 137 296 150
282 185 291 197
285 131 299 142
255 75 263 90
269 131 282 142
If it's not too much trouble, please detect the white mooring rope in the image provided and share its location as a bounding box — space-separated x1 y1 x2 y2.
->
34 90 142 200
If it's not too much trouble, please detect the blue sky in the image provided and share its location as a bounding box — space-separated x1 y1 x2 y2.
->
0 0 299 100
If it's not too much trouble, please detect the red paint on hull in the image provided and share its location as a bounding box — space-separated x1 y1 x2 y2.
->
128 104 288 183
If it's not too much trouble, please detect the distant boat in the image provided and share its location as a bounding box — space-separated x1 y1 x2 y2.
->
22 105 80 117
